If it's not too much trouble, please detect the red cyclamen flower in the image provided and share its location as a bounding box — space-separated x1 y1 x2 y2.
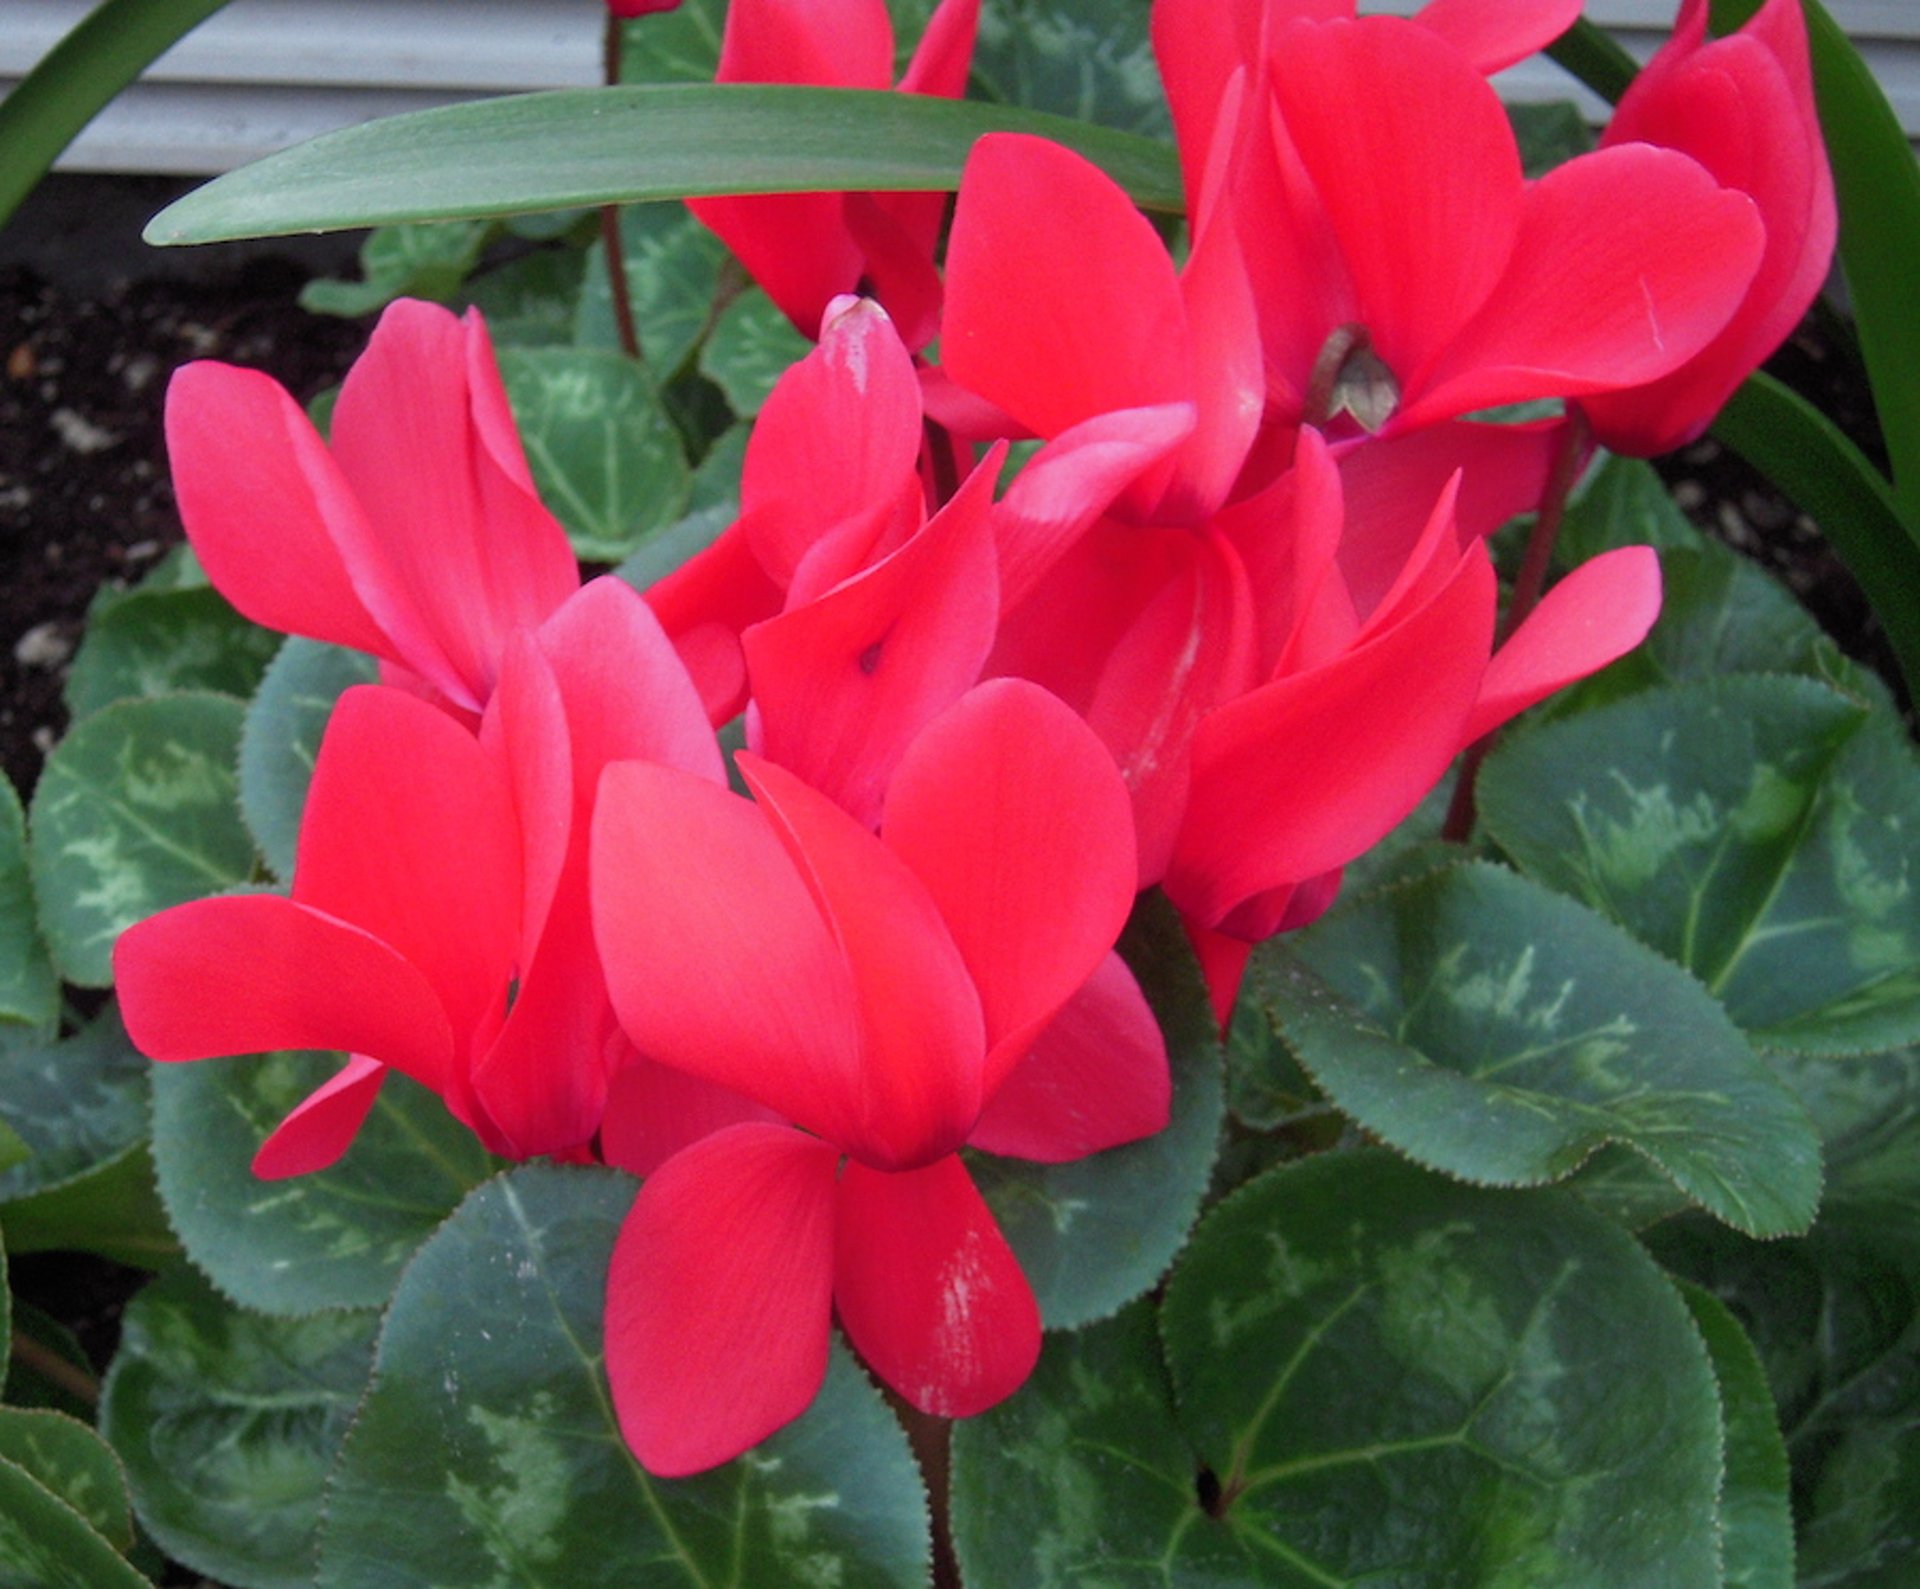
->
166 298 578 719
115 579 727 1169
591 680 1170 1474
1580 0 1836 455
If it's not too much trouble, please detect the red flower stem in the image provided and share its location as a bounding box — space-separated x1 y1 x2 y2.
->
1442 409 1590 843
889 1391 960 1588
600 15 643 364
9 1328 99 1407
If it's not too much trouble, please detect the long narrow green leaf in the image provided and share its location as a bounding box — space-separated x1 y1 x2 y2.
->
0 0 233 230
1543 16 1639 103
146 83 1183 245
1714 372 1920 696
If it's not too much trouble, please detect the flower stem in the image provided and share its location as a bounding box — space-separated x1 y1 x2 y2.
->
1442 409 1590 842
600 15 643 364
9 1329 100 1408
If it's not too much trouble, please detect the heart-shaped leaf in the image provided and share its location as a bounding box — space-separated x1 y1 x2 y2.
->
1253 861 1822 1237
151 1051 497 1315
1483 675 1920 1055
314 1164 932 1588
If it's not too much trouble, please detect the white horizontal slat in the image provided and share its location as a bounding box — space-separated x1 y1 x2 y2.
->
4 0 1916 174
0 0 600 91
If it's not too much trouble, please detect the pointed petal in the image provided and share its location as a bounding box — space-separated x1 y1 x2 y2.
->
539 576 724 791
1182 916 1256 1034
1405 145 1765 426
470 875 618 1159
294 685 522 1050
642 520 783 725
744 459 998 828
898 0 978 98
1466 545 1663 740
842 192 946 352
607 1123 840 1477
881 680 1136 1092
1270 16 1524 391
115 894 454 1092
1414 0 1582 75
251 1055 386 1179
481 633 573 957
164 362 391 658
592 760 866 1142
1164 183 1264 521
1167 549 1495 927
834 1155 1040 1416
598 1059 780 1179
969 952 1169 1162
738 299 925 588
327 300 578 710
944 134 1193 441
1152 0 1272 211
738 755 985 1168
715 0 893 87
990 404 1194 611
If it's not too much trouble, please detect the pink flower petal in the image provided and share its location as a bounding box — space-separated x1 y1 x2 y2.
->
1466 545 1664 741
739 754 986 1168
598 1059 780 1179
293 685 523 1052
115 894 454 1092
164 362 391 658
480 633 573 958
881 680 1137 1093
1270 16 1525 394
744 460 998 828
643 520 783 725
1167 548 1495 927
969 952 1170 1162
1414 0 1583 74
251 1054 386 1179
943 134 1193 443
607 1123 841 1476
591 760 867 1142
326 301 578 711
1405 144 1766 427
833 1154 1040 1416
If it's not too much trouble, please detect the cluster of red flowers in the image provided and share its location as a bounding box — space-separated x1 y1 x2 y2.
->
114 0 1831 1476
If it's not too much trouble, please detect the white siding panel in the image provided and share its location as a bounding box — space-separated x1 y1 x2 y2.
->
4 0 1918 174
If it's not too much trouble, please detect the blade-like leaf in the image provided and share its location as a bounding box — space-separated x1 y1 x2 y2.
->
146 84 1184 246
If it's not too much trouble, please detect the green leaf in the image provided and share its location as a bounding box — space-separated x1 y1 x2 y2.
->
0 1150 173 1269
1675 1282 1794 1589
950 1301 1233 1586
145 85 1184 245
0 1005 147 1205
462 248 587 348
1506 99 1594 178
1556 453 1703 565
0 774 55 1040
100 1266 378 1589
613 502 734 594
1481 675 1920 1055
314 1164 931 1588
0 1458 148 1589
972 893 1224 1329
616 0 724 83
65 579 281 723
575 202 729 378
698 287 811 417
28 692 254 987
497 346 692 562
0 1409 134 1553
973 0 1170 141
1712 373 1920 701
237 638 378 882
1161 1153 1725 1587
151 1052 496 1315
688 419 750 514
298 220 492 317
1224 984 1321 1133
0 0 233 230
1253 861 1823 1237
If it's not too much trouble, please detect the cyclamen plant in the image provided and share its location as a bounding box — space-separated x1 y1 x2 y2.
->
3 0 1919 1583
